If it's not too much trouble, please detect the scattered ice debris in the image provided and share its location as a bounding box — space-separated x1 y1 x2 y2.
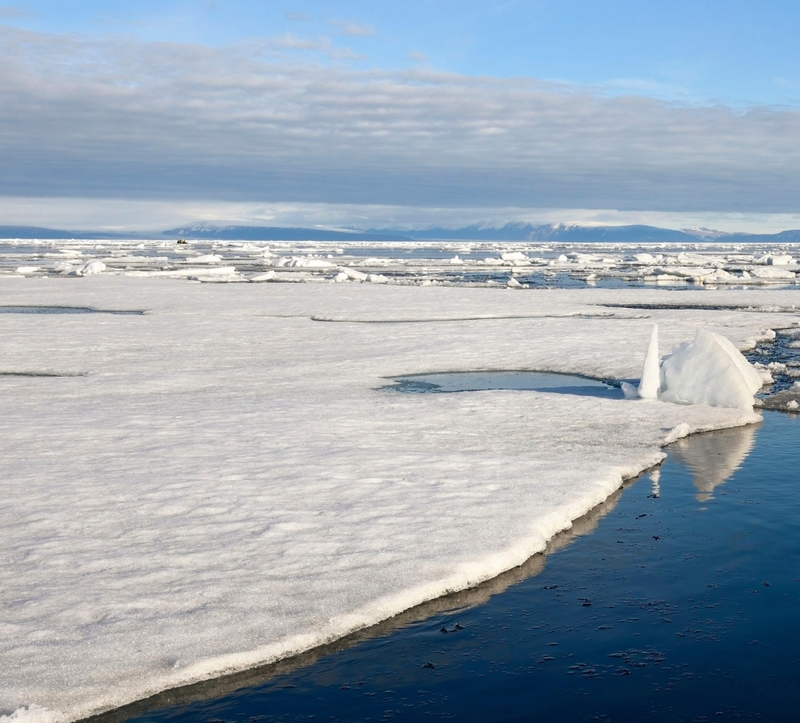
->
2 238 800 287
660 330 763 410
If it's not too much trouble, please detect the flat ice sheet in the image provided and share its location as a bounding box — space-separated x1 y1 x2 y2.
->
1 278 796 722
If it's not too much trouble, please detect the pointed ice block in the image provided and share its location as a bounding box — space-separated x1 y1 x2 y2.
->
638 324 660 399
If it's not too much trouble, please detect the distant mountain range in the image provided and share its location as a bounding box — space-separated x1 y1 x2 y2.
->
164 225 409 242
3 222 800 243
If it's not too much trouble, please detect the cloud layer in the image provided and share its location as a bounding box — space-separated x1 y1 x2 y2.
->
2 26 800 213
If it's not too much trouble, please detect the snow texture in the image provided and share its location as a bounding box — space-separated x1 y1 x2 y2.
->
638 324 660 399
660 329 763 410
1 275 796 722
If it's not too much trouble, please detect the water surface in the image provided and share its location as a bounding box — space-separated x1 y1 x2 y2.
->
109 412 800 723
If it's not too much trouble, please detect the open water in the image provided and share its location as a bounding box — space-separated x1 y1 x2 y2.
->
107 410 799 723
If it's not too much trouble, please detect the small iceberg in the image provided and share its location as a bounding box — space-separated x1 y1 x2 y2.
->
627 325 763 410
638 324 660 399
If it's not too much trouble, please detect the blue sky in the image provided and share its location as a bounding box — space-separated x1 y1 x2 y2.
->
6 0 800 105
2 1 800 231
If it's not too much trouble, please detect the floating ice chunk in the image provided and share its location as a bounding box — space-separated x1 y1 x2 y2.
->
634 253 656 264
338 267 368 282
620 381 639 399
764 254 795 265
15 267 39 274
659 329 761 410
250 271 276 282
638 324 660 399
367 273 389 284
506 277 522 289
75 261 106 276
190 255 222 264
749 267 796 280
501 251 527 262
450 255 462 264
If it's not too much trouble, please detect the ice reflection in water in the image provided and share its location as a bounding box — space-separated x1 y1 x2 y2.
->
120 416 783 723
670 423 758 502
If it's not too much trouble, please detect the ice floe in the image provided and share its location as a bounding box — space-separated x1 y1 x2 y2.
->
0 263 798 722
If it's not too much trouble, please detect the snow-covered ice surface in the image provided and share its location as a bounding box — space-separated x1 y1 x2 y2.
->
1 259 798 722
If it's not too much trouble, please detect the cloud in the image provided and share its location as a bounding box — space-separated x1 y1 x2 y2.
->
2 26 800 215
408 50 429 62
0 6 25 19
334 22 377 37
4 197 799 234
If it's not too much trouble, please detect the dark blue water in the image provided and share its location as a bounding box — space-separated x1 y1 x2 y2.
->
387 371 624 399
0 306 145 315
108 411 800 723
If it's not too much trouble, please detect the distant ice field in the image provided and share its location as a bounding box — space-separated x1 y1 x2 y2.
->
1 238 800 289
1 244 799 722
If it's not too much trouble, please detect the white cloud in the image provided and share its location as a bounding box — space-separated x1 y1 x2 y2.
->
332 21 377 37
0 6 25 20
1 26 800 219
3 197 800 234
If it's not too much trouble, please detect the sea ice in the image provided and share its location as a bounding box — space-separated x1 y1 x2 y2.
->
1 276 793 723
637 324 660 399
660 329 763 410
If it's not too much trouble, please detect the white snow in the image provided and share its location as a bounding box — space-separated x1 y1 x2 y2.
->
1 272 797 723
638 324 660 399
659 329 762 410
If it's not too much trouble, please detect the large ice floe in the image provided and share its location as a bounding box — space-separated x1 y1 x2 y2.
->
1 272 798 722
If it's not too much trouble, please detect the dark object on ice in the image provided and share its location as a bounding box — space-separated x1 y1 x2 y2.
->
177 239 187 244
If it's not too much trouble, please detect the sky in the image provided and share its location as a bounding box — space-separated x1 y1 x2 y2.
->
1 1 800 232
